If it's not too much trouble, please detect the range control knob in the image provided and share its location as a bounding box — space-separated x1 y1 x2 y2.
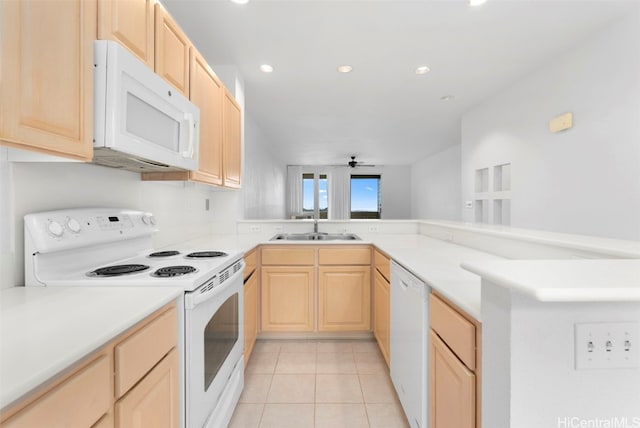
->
47 220 64 237
66 217 81 233
142 215 151 225
149 215 157 225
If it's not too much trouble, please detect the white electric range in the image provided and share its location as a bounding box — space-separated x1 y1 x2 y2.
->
24 208 245 428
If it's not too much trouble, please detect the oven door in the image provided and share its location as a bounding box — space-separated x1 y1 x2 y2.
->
184 262 244 428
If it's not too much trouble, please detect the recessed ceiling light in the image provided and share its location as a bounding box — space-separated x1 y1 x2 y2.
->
416 66 431 75
229 0 250 4
259 64 274 73
337 65 353 73
467 0 487 6
441 95 456 101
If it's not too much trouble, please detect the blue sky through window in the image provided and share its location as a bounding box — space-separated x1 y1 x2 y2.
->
303 175 328 213
351 177 379 212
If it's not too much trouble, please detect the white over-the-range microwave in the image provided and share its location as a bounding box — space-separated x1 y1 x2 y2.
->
93 40 200 173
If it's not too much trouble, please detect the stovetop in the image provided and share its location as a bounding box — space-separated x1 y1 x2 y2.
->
40 248 243 291
24 208 244 290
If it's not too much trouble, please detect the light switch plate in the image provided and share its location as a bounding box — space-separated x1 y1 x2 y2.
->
575 322 639 370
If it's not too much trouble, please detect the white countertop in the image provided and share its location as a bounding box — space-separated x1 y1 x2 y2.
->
0 286 182 411
364 234 504 319
419 220 640 258
177 233 503 320
461 259 640 302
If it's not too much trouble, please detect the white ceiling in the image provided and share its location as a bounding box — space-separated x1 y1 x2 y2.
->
163 0 636 166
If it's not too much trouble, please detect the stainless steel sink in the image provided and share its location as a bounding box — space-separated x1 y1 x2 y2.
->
270 233 360 241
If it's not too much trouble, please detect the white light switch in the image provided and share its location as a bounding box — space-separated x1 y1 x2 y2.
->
575 322 639 370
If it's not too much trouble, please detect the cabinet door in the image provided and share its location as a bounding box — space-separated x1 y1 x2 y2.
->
154 3 190 96
98 0 154 68
0 0 96 160
222 90 242 189
429 330 475 428
373 270 390 366
244 271 259 365
116 348 179 428
261 266 314 332
318 266 371 332
189 47 224 185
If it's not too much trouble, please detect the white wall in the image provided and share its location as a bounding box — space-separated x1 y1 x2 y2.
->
241 115 286 219
410 145 462 221
460 13 640 240
379 165 412 219
0 157 233 289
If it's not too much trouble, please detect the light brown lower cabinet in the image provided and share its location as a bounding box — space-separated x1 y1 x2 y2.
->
318 266 371 331
261 266 315 332
429 293 479 428
0 302 178 428
429 330 475 428
244 269 259 364
373 269 390 365
116 348 179 428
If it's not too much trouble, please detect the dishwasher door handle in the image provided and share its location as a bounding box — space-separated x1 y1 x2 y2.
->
398 279 409 290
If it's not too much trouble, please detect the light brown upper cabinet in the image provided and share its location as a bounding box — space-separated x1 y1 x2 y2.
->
154 3 190 97
188 48 224 185
222 89 242 189
98 0 155 68
0 0 96 161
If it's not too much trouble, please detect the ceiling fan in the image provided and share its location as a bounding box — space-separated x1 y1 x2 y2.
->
347 156 375 168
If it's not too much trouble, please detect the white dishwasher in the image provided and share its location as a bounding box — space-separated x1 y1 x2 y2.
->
390 260 429 428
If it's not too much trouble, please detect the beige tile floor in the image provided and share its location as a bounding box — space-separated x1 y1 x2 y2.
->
229 339 410 428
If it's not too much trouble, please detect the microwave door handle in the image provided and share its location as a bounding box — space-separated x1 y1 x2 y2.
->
181 113 196 159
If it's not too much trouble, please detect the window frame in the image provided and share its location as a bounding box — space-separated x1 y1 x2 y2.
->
302 172 328 219
350 174 381 219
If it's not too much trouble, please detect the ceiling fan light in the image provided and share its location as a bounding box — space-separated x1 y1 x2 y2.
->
229 0 250 4
467 0 487 6
337 65 353 73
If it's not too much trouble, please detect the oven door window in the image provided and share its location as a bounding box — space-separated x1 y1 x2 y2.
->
204 293 239 391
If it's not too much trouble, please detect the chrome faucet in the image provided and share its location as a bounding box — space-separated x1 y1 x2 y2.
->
313 218 319 233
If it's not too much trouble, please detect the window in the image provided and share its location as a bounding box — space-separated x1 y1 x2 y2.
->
302 173 328 219
350 175 381 219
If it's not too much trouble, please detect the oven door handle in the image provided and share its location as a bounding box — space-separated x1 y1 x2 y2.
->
185 261 245 309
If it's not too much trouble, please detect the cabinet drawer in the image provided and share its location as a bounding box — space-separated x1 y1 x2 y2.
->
115 349 179 428
261 247 315 265
3 353 111 428
244 249 258 279
115 306 177 398
429 294 476 371
318 247 371 265
374 249 390 281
